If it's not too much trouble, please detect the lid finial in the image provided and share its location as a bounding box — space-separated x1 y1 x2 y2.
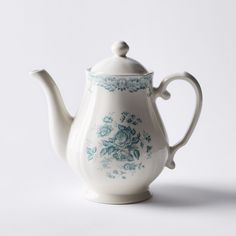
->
91 41 149 75
111 41 129 57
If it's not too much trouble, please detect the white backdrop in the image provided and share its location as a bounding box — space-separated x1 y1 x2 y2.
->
0 0 236 235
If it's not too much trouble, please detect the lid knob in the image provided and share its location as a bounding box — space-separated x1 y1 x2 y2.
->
111 41 129 57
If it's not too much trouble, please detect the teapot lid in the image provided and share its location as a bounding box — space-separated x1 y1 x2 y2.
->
90 41 149 75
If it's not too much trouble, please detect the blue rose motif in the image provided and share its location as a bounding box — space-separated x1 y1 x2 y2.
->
97 125 112 137
113 125 133 148
89 112 153 179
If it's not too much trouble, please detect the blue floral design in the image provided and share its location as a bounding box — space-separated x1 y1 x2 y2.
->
123 162 144 171
100 124 140 162
88 73 153 95
97 124 112 137
103 116 113 123
86 147 97 161
86 112 153 179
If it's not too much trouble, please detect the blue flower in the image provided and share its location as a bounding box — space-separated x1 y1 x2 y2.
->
113 125 133 148
87 112 153 179
97 125 112 137
103 116 113 123
86 147 97 160
123 163 136 170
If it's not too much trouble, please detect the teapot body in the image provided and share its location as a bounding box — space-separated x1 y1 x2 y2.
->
67 72 169 203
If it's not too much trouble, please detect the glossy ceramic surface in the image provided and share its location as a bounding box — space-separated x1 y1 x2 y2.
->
30 41 202 204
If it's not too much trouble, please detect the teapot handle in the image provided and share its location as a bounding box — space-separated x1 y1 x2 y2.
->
153 72 203 169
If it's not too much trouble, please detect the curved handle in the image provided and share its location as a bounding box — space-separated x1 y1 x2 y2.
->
153 72 203 169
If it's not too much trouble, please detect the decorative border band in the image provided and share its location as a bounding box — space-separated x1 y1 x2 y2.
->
87 72 153 93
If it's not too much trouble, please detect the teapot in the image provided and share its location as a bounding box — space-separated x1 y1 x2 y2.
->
30 41 202 204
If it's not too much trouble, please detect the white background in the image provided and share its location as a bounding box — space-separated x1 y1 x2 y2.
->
0 0 236 235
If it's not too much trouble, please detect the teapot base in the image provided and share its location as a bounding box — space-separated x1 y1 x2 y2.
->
85 189 152 204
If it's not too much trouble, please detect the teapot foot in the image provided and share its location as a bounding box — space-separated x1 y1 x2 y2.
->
85 190 152 204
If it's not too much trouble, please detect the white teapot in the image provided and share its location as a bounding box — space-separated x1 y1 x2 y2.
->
31 41 202 204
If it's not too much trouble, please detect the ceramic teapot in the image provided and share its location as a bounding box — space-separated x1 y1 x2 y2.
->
30 41 202 204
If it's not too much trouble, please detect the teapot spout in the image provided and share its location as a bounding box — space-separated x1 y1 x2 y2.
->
30 70 73 160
